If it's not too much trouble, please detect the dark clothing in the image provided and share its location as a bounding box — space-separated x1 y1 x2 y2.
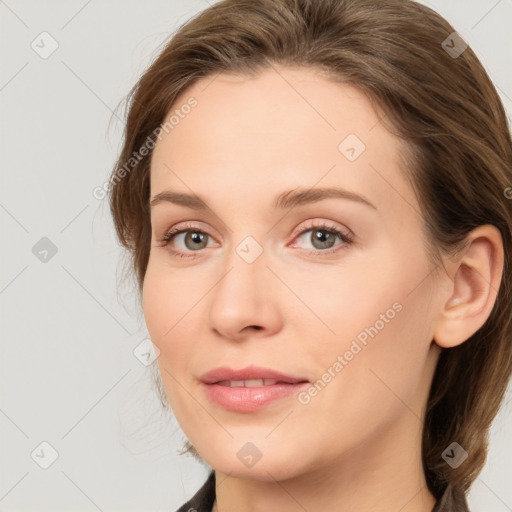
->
176 471 215 512
175 470 470 511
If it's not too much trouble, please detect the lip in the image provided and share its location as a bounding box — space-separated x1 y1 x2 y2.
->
199 365 310 413
199 365 308 385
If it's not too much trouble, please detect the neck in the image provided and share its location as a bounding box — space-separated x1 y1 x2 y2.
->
213 415 436 512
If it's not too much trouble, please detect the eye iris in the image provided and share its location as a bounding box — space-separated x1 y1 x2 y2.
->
312 229 335 249
185 231 207 250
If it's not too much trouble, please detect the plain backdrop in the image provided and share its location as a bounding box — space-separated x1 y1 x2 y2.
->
1 1 511 511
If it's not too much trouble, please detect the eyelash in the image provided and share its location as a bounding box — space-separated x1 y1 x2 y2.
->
156 221 354 259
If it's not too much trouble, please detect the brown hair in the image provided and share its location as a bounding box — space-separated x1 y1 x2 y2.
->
108 0 512 502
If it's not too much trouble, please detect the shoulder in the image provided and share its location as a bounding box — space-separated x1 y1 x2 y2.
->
175 470 216 512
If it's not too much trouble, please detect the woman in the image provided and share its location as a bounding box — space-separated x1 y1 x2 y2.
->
108 0 512 510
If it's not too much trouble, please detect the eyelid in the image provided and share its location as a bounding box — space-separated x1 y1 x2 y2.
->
157 220 217 240
156 221 219 246
289 219 352 242
157 219 350 242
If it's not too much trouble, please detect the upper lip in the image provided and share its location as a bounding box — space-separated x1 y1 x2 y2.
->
199 365 309 384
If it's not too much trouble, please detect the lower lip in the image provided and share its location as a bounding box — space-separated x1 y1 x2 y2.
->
201 382 310 412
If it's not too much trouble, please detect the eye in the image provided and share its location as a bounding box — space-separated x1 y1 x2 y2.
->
290 221 354 255
156 220 354 259
157 222 215 257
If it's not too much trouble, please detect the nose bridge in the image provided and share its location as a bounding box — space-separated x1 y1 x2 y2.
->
214 233 267 308
207 231 280 337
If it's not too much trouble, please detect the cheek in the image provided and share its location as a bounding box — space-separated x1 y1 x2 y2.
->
142 262 196 379
295 241 436 391
142 269 169 347
312 282 436 432
142 257 201 343
287 253 407 351
142 264 199 416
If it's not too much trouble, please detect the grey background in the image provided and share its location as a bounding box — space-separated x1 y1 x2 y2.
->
1 1 511 510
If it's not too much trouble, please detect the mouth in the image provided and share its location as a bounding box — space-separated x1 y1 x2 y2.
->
199 365 310 412
216 378 296 387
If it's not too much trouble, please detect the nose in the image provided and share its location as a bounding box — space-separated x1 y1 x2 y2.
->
207 241 283 342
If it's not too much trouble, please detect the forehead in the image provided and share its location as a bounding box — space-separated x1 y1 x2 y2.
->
150 65 413 216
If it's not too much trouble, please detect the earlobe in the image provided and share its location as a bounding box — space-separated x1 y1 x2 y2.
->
433 225 504 349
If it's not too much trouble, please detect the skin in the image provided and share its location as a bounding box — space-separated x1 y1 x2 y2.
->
143 65 503 512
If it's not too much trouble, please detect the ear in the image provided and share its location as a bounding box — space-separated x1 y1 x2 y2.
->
433 225 504 349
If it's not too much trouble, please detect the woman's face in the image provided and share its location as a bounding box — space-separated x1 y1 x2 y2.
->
143 66 444 480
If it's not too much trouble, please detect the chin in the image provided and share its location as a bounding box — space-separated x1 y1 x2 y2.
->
192 437 309 481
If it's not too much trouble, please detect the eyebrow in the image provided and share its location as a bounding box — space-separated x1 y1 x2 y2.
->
150 187 377 211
